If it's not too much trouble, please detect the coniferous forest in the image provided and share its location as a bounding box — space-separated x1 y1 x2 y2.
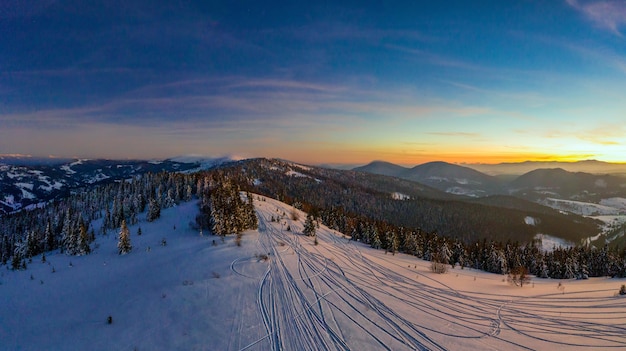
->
1 158 625 280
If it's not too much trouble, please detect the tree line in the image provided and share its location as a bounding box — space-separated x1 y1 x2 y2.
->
0 170 257 270
2 158 625 280
214 158 626 279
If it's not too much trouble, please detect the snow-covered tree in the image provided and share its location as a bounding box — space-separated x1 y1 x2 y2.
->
146 198 161 222
389 231 399 255
44 221 55 251
198 175 258 236
371 232 381 249
440 240 451 265
118 220 132 255
303 213 316 237
76 220 91 256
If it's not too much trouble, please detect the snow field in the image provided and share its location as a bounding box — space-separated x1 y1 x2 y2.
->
250 196 626 350
1 196 625 350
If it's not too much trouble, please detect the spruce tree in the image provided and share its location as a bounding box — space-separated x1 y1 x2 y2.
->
118 220 132 255
146 198 161 222
303 213 316 237
77 221 91 255
44 221 55 251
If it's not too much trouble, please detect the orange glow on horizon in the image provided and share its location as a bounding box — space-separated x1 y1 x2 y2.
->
282 147 626 167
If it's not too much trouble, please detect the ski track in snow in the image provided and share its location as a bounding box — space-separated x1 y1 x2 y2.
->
248 197 626 351
2 196 625 351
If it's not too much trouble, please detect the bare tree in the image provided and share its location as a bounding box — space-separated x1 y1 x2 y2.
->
508 266 531 287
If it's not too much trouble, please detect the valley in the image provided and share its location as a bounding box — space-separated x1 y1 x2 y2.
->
354 160 626 246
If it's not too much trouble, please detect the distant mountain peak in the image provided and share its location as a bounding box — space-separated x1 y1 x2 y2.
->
352 161 409 177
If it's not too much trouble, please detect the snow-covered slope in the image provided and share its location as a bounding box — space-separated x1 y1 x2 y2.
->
0 159 198 215
1 197 625 350
168 155 240 173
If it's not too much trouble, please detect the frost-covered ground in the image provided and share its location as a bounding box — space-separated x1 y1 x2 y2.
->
541 198 620 216
1 196 625 350
539 197 626 243
534 233 575 251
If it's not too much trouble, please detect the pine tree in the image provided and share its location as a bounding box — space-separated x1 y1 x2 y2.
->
389 232 399 255
118 220 132 255
44 220 55 251
25 231 38 259
11 249 23 270
371 232 381 249
77 220 91 255
61 208 75 254
146 198 161 222
185 185 193 202
303 213 316 237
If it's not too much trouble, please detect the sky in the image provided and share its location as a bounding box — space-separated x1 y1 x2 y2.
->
1 0 626 165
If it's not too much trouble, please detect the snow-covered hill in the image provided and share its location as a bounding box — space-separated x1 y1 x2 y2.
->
0 159 199 215
1 196 625 350
168 155 239 173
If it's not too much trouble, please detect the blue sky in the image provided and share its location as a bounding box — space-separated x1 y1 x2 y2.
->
1 0 626 164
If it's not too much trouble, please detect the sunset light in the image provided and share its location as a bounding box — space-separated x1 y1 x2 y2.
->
1 1 626 165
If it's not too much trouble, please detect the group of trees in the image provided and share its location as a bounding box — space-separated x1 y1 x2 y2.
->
196 172 258 236
316 206 626 279
0 172 197 269
2 156 626 282
215 159 598 245
0 165 262 270
206 158 626 280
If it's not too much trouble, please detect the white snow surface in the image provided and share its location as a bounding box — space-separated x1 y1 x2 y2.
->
285 170 308 178
60 160 83 174
19 187 35 200
391 192 410 200
85 171 110 184
600 197 626 211
285 169 322 183
15 182 34 190
534 233 575 251
445 186 483 197
524 216 537 225
60 165 76 174
1 196 21 211
1 197 625 350
541 197 620 216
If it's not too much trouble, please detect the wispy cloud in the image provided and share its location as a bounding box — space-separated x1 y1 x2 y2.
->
567 0 626 36
513 30 626 75
224 79 346 94
386 44 487 72
577 124 626 145
444 81 557 108
563 40 626 74
0 76 495 136
427 132 482 138
283 22 437 44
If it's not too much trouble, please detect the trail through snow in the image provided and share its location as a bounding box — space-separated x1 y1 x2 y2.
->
1 196 625 350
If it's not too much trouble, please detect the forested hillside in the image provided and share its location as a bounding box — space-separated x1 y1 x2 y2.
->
1 158 624 281
218 158 599 244
0 168 257 270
